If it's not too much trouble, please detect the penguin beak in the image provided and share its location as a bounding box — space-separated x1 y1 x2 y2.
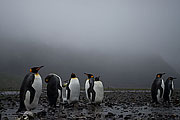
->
162 73 166 75
39 66 44 68
36 66 44 71
173 78 177 80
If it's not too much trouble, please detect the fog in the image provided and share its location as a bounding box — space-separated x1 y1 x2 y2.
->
0 0 180 89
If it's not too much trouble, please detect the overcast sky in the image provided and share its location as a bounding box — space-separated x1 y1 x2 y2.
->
0 0 180 73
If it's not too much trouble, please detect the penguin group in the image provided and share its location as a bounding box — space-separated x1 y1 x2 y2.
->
17 66 104 113
84 73 104 103
17 66 177 114
151 73 176 104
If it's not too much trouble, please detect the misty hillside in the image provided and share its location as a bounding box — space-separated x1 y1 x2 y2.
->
0 39 180 90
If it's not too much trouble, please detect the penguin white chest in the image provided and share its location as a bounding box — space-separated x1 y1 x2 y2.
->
161 79 165 90
169 81 174 98
172 81 174 90
85 80 90 100
160 79 165 97
32 74 42 94
68 78 80 102
156 79 164 102
94 81 104 103
62 87 67 103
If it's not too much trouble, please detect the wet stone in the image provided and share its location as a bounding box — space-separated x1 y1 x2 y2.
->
105 112 116 118
1 90 180 120
124 114 132 120
138 113 142 116
118 115 123 118
2 117 9 120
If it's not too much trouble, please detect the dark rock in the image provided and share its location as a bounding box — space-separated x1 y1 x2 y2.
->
2 117 9 120
37 110 47 118
124 115 132 120
138 113 142 116
105 112 115 118
158 114 163 117
59 114 67 118
118 115 123 118
171 114 176 118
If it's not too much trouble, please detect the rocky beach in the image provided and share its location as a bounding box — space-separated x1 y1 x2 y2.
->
0 90 180 120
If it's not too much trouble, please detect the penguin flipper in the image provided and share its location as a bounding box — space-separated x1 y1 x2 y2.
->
57 84 62 91
29 87 36 104
87 88 91 100
89 78 94 87
171 89 174 97
92 89 96 102
67 86 71 100
160 86 163 98
57 84 62 98
170 85 174 97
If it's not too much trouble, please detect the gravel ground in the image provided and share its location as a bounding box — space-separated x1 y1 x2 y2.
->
0 90 180 120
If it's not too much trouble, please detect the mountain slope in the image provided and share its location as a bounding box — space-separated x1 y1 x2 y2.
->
0 39 179 89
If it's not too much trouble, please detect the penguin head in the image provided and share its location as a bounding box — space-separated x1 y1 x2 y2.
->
62 82 68 87
62 80 69 87
168 77 177 80
45 74 52 83
45 73 60 83
71 73 76 78
84 73 94 79
156 73 165 78
95 76 100 81
30 66 44 73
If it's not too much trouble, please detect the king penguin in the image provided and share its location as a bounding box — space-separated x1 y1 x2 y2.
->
45 73 62 107
163 77 176 104
66 73 80 104
151 73 165 104
62 82 68 104
94 76 104 103
84 73 104 103
17 66 44 112
84 73 95 102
